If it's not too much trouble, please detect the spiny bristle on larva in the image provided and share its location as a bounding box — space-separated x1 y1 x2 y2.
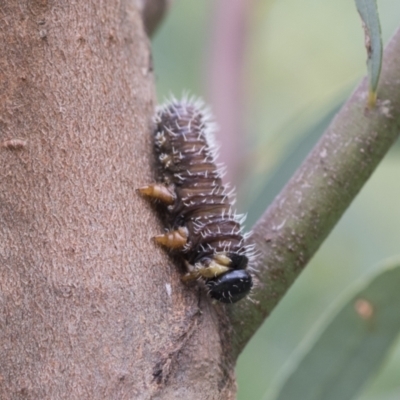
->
149 96 254 303
156 96 218 152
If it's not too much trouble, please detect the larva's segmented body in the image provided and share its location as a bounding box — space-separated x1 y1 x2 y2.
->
140 98 253 303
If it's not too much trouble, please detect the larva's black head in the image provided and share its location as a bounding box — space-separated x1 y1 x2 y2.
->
206 269 253 304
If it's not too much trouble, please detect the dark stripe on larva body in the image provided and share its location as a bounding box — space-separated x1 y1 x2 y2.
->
154 101 246 265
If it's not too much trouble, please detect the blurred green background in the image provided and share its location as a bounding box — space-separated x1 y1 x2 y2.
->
152 1 400 399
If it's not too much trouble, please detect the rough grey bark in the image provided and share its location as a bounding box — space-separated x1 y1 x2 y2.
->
229 27 400 358
0 1 235 399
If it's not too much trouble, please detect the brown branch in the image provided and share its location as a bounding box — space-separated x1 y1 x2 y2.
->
207 0 250 185
229 27 400 358
137 0 173 37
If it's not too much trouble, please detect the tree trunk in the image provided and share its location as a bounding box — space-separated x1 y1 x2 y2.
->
0 1 235 399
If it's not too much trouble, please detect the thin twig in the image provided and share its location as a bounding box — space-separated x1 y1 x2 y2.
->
229 27 400 358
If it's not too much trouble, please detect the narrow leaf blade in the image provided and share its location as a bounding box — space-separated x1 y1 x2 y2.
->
266 261 400 400
355 0 382 107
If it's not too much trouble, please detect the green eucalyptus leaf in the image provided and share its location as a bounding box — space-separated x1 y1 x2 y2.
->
265 260 400 400
355 0 382 107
